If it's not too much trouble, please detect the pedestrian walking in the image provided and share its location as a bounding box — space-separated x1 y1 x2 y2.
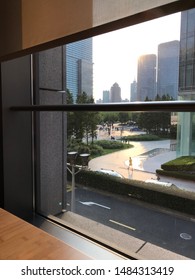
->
129 157 133 169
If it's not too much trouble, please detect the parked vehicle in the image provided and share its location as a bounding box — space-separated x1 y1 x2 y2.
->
130 127 141 131
145 179 177 188
95 169 124 178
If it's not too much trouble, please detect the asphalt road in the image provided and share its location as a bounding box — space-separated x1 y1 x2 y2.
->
66 186 195 259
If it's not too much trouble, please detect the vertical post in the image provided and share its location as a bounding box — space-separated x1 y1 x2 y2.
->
71 165 75 212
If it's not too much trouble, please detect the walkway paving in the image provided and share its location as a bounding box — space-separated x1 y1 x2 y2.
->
89 140 173 179
89 140 195 192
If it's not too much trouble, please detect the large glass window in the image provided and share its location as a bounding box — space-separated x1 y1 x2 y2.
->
35 9 195 260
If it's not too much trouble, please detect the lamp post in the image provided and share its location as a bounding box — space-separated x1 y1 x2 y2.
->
67 151 90 212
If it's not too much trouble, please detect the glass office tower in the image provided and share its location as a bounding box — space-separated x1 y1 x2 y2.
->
137 54 156 101
66 38 93 102
157 40 180 100
177 8 195 156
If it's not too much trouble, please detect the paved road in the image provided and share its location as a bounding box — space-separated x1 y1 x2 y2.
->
66 186 195 259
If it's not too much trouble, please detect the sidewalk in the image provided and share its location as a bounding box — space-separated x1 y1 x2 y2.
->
89 140 173 180
89 140 195 192
133 150 195 192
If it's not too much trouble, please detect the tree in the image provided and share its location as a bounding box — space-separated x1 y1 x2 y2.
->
137 94 172 135
118 112 130 123
100 112 119 125
73 92 100 144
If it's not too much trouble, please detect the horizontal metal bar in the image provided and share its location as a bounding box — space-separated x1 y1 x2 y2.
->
10 101 195 112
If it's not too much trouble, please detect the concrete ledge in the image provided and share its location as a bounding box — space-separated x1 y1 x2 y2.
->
57 211 190 260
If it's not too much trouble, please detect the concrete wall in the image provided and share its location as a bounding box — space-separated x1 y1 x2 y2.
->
36 47 67 215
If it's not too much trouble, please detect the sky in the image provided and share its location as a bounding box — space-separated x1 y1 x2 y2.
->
93 12 181 101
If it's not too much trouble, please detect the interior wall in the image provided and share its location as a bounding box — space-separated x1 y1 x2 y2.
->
0 0 22 59
1 0 194 61
1 55 33 219
22 0 93 50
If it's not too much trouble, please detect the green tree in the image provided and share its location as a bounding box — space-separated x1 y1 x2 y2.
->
118 112 130 123
73 92 100 144
73 92 88 141
137 94 171 135
100 112 119 124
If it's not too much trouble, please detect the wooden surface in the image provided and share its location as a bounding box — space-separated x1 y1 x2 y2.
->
0 208 91 260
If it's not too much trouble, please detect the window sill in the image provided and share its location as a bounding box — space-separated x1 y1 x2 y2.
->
33 212 190 260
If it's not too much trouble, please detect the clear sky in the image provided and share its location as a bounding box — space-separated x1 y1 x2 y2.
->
93 12 181 101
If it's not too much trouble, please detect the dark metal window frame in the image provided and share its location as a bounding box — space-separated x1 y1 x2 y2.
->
10 101 195 113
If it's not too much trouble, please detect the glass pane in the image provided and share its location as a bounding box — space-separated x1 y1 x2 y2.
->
36 9 195 260
186 36 194 61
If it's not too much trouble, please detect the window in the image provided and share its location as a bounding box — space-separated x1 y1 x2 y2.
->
30 8 195 260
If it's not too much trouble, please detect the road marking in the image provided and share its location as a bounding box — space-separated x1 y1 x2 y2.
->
79 201 111 209
109 219 136 231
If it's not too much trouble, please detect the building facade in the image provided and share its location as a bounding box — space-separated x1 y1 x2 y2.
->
177 8 195 156
102 90 110 103
109 82 121 102
130 79 137 101
137 54 157 101
66 38 93 102
157 40 180 100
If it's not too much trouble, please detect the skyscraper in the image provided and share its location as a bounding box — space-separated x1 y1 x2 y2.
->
102 90 110 103
179 9 195 98
110 83 121 102
130 80 137 101
177 8 195 156
137 54 156 101
66 38 93 102
157 40 180 99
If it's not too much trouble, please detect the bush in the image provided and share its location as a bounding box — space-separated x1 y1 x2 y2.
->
95 140 130 149
121 134 161 142
69 169 195 215
156 169 195 181
89 144 104 156
68 139 131 156
161 156 195 172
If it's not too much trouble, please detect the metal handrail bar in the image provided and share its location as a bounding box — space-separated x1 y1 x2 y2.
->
10 101 195 112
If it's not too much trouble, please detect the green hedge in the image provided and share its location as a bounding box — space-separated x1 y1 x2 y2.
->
156 168 195 181
67 169 195 215
94 140 131 149
121 134 161 142
161 156 195 172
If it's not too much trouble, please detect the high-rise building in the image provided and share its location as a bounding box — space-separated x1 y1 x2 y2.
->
177 8 195 156
157 40 180 99
110 83 121 102
137 54 156 101
66 38 93 102
103 90 110 103
130 80 137 101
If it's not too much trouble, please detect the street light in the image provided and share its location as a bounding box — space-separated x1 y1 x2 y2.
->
80 153 90 167
67 151 90 212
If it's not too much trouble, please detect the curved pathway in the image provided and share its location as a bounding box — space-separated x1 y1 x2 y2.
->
89 140 173 180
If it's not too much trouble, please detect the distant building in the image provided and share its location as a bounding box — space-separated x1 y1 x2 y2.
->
96 98 102 104
157 40 180 99
110 83 122 102
102 90 110 103
122 98 129 102
130 80 137 101
66 38 93 102
137 54 156 101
